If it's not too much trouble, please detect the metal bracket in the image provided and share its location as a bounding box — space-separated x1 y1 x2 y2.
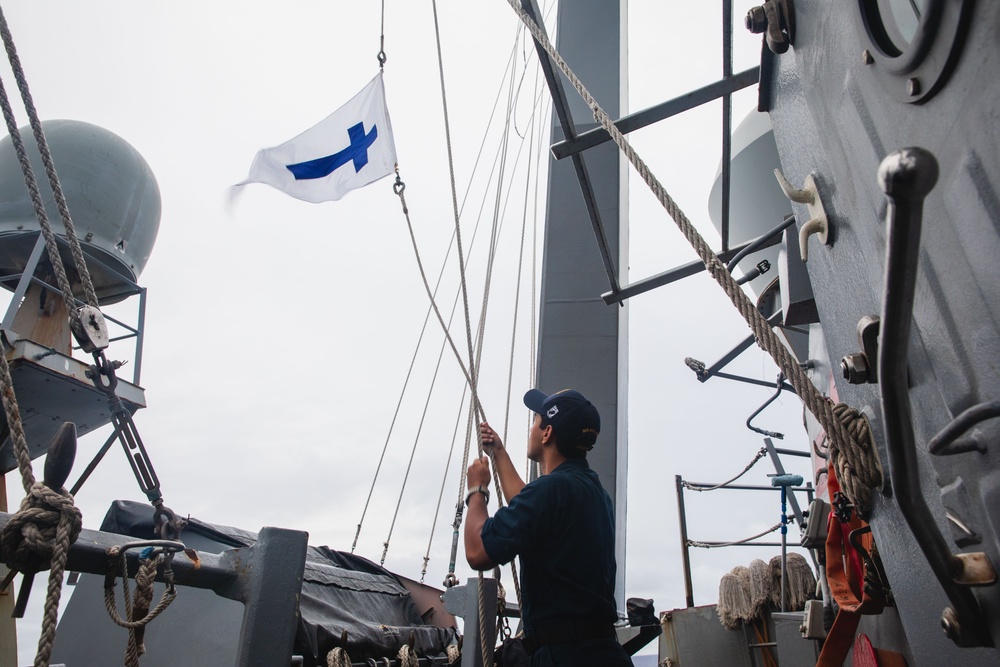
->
443 578 499 667
774 170 829 261
841 316 881 384
745 0 796 54
953 552 997 586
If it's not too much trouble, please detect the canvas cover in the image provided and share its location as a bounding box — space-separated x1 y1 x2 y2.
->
51 500 457 665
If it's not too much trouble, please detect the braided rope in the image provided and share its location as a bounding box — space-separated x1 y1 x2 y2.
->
446 643 461 664
504 0 878 505
0 483 81 575
688 522 782 549
430 0 481 425
398 643 420 667
477 571 490 667
124 557 156 666
0 306 81 667
0 7 98 311
427 26 489 654
682 447 767 492
494 81 540 614
326 647 352 667
0 481 82 667
395 179 483 420
0 348 33 494
104 549 177 667
830 404 882 517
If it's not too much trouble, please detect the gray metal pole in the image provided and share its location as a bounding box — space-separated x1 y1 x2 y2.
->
1 232 46 331
675 475 694 608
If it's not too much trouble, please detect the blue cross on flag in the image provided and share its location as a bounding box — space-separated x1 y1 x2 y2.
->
238 73 397 203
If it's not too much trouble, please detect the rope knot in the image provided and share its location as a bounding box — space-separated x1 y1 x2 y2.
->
397 643 419 667
829 402 883 519
326 647 352 667
0 481 82 574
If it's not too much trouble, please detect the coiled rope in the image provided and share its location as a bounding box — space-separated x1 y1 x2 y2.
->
0 474 82 667
830 403 881 517
104 547 177 667
398 643 420 667
504 0 882 516
326 647 352 667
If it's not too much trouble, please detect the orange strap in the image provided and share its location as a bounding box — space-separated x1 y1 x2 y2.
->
816 461 885 667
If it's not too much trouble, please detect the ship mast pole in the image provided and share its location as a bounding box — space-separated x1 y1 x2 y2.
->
530 0 629 610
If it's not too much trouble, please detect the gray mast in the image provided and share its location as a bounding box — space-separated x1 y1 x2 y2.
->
532 0 629 609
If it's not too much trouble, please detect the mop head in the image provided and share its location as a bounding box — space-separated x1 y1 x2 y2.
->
769 553 817 611
748 558 773 618
717 565 753 630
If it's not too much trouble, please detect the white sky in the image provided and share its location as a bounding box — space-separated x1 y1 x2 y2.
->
2 1 814 664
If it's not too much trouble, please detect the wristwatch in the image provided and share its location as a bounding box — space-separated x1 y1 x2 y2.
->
465 485 490 506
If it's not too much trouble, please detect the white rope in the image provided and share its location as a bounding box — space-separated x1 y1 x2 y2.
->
682 447 767 492
688 522 782 549
423 383 469 583
431 0 482 427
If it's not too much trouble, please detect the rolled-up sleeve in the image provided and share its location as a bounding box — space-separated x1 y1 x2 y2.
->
480 479 550 565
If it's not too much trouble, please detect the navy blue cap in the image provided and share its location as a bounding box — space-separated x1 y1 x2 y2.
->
523 388 601 451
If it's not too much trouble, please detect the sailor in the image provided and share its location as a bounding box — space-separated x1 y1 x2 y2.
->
465 388 633 667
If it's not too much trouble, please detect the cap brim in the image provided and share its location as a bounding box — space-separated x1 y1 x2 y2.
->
523 389 547 413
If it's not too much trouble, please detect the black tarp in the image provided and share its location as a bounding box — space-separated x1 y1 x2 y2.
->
53 500 457 665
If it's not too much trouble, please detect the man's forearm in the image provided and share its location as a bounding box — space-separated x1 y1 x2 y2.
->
464 494 495 570
490 448 525 502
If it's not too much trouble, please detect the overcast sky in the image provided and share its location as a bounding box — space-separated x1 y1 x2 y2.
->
2 1 814 664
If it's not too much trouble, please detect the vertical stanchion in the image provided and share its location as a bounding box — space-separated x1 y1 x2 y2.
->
769 473 802 613
675 475 694 608
780 484 788 612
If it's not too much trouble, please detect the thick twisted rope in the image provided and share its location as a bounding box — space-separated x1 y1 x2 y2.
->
682 447 767 492
398 643 420 667
104 549 177 667
125 557 156 666
830 404 882 517
0 317 81 667
0 6 98 312
505 0 878 509
0 483 81 575
0 349 32 494
326 647 352 667
688 522 782 549
0 481 82 667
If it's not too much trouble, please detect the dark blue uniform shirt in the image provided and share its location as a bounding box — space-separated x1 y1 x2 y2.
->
480 457 619 634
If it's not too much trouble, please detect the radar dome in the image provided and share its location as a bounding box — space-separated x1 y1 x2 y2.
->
0 119 160 304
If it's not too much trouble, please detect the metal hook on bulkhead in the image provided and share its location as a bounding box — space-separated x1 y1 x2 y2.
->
774 169 829 261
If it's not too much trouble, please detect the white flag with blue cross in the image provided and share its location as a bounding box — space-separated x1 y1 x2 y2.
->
238 73 397 203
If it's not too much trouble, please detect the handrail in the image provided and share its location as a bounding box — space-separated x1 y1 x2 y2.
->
876 147 992 647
